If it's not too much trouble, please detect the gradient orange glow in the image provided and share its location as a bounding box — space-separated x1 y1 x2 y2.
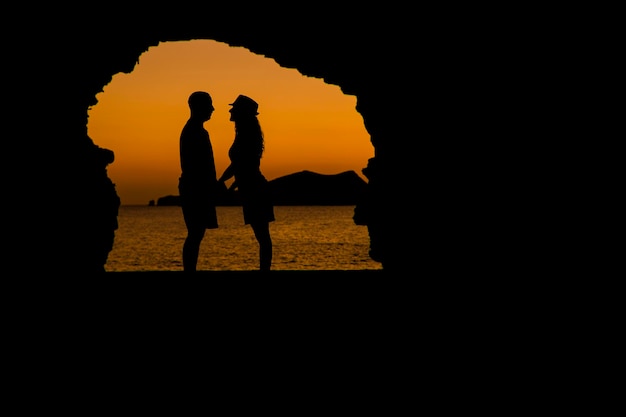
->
87 40 374 205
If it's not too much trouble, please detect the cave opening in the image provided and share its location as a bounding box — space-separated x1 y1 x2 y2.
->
86 39 380 272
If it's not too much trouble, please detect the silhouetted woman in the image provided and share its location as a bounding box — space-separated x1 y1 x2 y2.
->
219 95 275 271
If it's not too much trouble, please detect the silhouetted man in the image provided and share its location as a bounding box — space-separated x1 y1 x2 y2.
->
178 91 222 272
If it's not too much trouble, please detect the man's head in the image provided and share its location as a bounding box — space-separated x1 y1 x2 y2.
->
188 91 214 120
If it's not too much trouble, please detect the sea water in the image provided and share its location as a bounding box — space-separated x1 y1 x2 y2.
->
105 205 382 272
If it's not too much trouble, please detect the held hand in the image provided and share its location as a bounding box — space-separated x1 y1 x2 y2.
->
215 180 228 195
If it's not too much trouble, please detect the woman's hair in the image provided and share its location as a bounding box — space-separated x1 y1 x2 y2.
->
235 116 264 158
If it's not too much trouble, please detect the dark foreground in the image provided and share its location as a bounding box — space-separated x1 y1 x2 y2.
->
23 269 408 324
95 269 538 319
14 268 538 352
85 268 520 313
102 269 391 306
105 269 385 276
105 269 386 273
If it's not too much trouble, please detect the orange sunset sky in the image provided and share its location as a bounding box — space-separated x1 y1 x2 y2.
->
87 39 374 205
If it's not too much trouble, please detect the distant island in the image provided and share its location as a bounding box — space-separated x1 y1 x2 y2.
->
150 170 367 206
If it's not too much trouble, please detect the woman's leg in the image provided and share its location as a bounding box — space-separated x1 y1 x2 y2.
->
251 222 272 271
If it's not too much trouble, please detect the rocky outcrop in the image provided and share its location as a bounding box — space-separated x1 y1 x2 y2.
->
156 170 367 206
270 170 367 206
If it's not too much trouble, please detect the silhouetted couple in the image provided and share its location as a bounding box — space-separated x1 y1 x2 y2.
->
178 91 274 272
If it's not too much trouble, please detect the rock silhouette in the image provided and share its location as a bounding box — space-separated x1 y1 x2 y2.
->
269 170 366 205
155 170 367 206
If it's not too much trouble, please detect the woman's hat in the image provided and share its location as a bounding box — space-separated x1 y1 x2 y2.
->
229 94 259 115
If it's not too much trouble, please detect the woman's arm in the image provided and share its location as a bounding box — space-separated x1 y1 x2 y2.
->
219 164 239 190
218 164 234 183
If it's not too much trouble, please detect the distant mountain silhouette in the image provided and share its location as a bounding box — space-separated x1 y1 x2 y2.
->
156 195 181 206
269 170 367 205
155 170 367 206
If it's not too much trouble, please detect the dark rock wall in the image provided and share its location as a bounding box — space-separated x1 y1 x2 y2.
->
14 7 505 273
